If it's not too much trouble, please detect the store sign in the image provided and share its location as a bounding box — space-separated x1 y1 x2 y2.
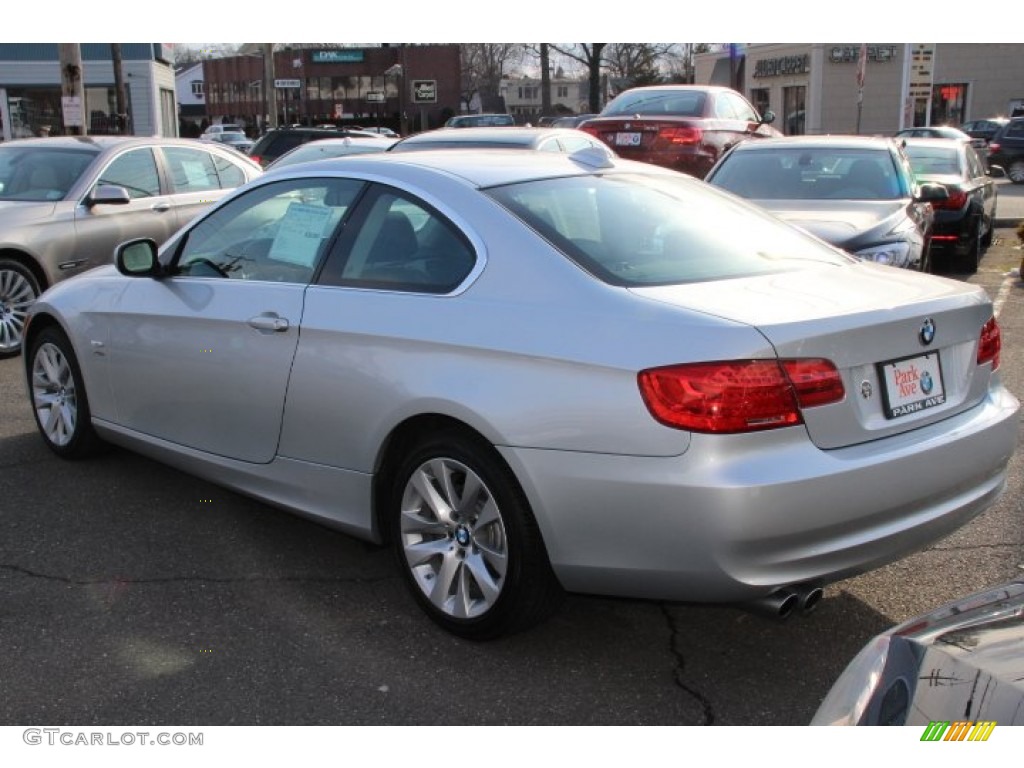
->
274 79 301 89
752 55 810 78
312 50 364 64
830 45 897 64
411 80 437 103
61 96 83 127
365 91 385 103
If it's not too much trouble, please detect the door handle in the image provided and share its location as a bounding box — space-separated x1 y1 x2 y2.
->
151 202 171 212
248 314 289 332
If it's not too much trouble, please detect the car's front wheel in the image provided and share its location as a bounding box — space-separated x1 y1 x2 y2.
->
28 326 105 458
0 258 41 359
391 430 562 639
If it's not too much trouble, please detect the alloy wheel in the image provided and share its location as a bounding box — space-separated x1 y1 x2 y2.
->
0 264 38 356
31 341 79 448
399 457 509 620
1009 160 1024 184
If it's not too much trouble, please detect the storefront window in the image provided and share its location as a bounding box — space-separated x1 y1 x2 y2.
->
932 83 966 125
783 85 806 135
4 87 131 137
750 88 770 119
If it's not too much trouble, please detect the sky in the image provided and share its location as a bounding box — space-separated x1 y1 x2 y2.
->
7 2 997 46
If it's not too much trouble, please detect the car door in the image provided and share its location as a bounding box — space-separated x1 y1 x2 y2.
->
72 146 179 272
158 145 253 230
964 144 995 226
105 176 364 463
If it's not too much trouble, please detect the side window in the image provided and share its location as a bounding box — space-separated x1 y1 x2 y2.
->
713 95 739 120
726 93 758 122
320 187 476 294
96 148 161 199
212 152 246 188
173 177 362 284
965 147 984 180
163 147 220 193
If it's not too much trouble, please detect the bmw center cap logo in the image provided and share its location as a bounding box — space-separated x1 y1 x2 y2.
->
919 318 936 346
455 526 471 546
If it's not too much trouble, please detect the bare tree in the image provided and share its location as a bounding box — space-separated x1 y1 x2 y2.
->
459 44 523 113
548 44 607 112
603 44 673 87
661 44 712 84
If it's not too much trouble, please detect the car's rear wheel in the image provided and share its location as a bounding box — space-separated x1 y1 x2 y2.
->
981 201 996 247
954 222 982 273
28 326 104 458
0 258 41 359
1008 160 1024 184
391 430 562 639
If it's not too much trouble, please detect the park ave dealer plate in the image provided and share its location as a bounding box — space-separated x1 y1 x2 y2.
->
877 351 946 419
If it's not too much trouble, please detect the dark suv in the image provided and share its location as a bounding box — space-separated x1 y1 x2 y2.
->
248 127 380 167
987 117 1024 184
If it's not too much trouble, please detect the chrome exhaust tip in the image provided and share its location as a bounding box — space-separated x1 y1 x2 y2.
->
797 585 824 614
743 589 799 620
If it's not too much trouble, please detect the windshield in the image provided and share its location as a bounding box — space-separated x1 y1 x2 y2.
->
709 147 908 201
218 132 249 142
485 173 852 287
0 146 98 201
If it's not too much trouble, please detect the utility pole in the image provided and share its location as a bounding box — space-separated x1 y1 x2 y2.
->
263 43 278 130
540 43 551 120
58 43 86 135
111 43 130 134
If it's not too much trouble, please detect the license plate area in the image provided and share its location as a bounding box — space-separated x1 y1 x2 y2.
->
876 351 945 419
615 132 642 147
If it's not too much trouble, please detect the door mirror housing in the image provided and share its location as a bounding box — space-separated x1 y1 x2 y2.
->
87 184 132 207
116 238 163 277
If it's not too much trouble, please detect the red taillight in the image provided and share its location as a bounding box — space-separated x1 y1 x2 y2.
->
977 317 1001 370
932 188 968 210
637 359 843 433
579 125 601 139
655 126 702 146
988 142 1001 152
250 155 263 166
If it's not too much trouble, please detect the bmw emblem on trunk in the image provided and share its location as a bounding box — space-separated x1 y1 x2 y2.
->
919 319 936 346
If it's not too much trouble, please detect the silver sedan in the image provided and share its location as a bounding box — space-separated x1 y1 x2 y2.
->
23 148 1020 639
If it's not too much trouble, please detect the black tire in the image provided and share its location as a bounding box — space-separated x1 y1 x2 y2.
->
0 258 42 359
389 429 563 639
981 202 996 247
26 326 105 459
954 222 982 273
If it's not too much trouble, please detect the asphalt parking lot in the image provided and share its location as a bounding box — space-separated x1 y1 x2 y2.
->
1 227 1022 728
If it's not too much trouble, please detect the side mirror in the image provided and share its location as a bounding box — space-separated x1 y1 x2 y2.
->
916 182 949 204
86 184 131 208
759 110 776 126
115 238 163 278
987 164 1007 179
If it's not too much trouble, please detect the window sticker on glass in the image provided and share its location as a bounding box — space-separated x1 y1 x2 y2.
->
268 202 333 267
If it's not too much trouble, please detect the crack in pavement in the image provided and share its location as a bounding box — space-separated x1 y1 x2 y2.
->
931 541 1024 552
659 603 715 725
0 563 396 587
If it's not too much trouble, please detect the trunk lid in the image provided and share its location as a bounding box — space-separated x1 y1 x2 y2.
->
631 262 996 449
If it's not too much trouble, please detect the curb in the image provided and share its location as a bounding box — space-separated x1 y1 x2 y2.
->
994 218 1023 227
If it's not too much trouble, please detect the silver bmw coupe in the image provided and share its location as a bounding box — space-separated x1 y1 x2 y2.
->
23 148 1020 639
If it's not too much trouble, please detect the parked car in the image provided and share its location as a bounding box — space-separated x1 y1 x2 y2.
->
248 127 382 167
266 136 398 170
24 150 1018 639
206 130 255 154
705 135 948 272
388 126 612 155
578 85 780 178
813 579 1024 726
0 136 262 357
894 126 972 142
959 117 1010 148
443 113 515 128
902 137 1003 272
201 123 242 138
986 117 1024 183
361 127 401 138
551 113 598 128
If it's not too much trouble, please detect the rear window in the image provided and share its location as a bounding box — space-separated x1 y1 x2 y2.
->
709 147 907 201
904 145 962 177
485 173 850 287
602 89 707 118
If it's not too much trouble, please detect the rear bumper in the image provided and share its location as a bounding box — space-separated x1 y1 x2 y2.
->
500 384 1019 603
612 146 715 178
